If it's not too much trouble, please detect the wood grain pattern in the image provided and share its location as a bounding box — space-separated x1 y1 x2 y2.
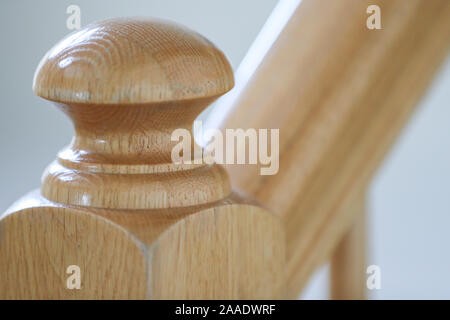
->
33 18 234 104
0 191 284 299
0 18 284 299
2 1 449 299
33 17 236 210
211 0 450 298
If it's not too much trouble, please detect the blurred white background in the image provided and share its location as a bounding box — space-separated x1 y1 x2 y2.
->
0 0 449 299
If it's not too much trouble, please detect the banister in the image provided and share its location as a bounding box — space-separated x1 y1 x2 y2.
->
208 0 450 298
1 1 449 300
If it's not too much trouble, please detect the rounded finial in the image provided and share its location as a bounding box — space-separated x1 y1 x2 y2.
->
35 17 234 209
33 17 234 104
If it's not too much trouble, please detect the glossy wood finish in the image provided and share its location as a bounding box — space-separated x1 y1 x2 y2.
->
33 17 235 210
33 18 234 104
0 18 284 299
209 0 450 298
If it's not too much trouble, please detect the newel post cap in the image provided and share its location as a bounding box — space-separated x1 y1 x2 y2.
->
33 17 234 104
33 17 235 210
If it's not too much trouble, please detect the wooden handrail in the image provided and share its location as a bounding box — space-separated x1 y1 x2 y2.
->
208 0 450 298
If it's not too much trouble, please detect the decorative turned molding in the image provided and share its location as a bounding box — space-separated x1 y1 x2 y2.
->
0 18 284 300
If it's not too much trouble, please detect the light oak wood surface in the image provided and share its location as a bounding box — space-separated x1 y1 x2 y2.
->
210 0 450 298
1 1 449 299
0 18 284 299
330 197 367 300
33 18 234 104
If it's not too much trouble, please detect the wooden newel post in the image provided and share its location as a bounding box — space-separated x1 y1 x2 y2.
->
0 18 284 299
